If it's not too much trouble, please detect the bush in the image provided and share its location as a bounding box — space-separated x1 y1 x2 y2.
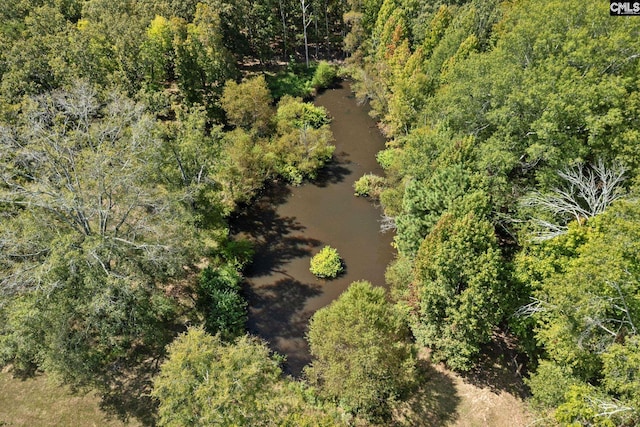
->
375 148 397 170
353 173 385 198
278 164 305 186
311 61 337 90
220 238 254 269
266 71 314 100
310 246 343 279
197 265 247 340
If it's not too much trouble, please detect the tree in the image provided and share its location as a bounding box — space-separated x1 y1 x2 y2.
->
300 0 312 67
153 328 281 426
517 200 640 424
213 128 272 211
156 103 227 223
140 15 175 90
220 75 274 135
306 281 416 421
277 0 290 59
213 94 334 209
68 0 159 95
172 3 238 118
394 155 479 257
197 265 247 340
273 95 334 184
153 327 344 426
310 61 337 90
0 5 71 101
0 83 195 385
528 201 640 379
222 0 281 64
412 210 508 371
343 0 384 54
522 159 626 241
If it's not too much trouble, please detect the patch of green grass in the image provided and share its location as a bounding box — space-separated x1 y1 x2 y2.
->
0 372 140 427
265 61 339 101
265 62 317 100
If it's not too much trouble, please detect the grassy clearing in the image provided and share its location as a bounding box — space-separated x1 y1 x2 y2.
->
392 349 534 427
0 372 141 427
0 348 533 427
445 366 534 427
392 365 534 427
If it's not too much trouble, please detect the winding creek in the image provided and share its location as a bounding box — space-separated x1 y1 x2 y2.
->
232 82 395 376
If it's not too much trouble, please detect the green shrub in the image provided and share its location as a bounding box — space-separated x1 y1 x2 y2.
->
310 246 343 279
311 61 337 90
266 71 314 99
353 173 385 198
526 361 580 410
220 238 254 269
379 187 403 216
375 148 397 170
197 265 247 340
278 164 305 186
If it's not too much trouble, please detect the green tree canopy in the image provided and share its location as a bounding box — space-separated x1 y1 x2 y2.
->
0 83 196 385
273 95 334 184
412 209 508 371
305 280 417 421
220 75 274 135
172 3 238 118
196 265 246 340
152 327 345 427
517 200 640 424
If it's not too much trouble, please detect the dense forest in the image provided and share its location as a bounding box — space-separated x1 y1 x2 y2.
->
1 0 639 426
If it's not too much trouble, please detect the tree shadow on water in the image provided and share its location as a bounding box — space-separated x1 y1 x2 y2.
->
232 184 322 277
232 181 328 376
310 148 352 188
314 80 344 96
232 181 291 221
244 277 323 377
245 216 320 277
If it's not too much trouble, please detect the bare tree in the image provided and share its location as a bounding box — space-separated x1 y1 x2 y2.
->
577 280 638 353
522 159 627 241
589 399 634 421
379 214 397 233
278 0 288 60
516 280 637 355
0 83 201 387
301 0 313 67
0 82 192 294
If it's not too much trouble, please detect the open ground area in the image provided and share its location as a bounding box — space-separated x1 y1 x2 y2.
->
0 372 140 427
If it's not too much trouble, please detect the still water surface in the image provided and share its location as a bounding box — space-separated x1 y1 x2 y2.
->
232 82 394 375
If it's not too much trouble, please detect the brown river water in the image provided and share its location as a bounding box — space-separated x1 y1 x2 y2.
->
232 82 395 376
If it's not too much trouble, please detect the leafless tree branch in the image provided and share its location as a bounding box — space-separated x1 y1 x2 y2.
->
522 159 626 241
379 214 397 233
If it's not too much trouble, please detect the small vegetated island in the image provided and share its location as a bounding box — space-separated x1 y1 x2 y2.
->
310 246 344 279
0 1 640 426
